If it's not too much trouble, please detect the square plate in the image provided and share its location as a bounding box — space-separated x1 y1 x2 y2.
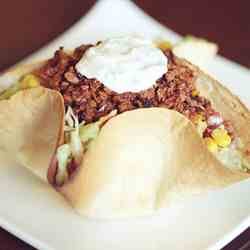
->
1 1 250 249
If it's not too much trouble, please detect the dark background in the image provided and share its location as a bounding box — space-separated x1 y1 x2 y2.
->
1 0 250 72
0 0 249 249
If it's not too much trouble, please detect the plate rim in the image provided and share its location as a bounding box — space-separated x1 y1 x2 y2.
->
0 1 250 250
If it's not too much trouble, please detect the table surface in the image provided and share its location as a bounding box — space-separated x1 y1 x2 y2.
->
0 0 249 249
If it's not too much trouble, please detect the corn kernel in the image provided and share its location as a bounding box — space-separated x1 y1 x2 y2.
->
20 74 40 89
204 137 218 153
156 41 173 50
211 128 231 148
192 90 199 97
193 114 204 124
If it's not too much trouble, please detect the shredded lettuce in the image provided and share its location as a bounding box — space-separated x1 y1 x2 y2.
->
64 107 84 165
79 123 100 143
55 144 71 185
214 145 250 172
79 110 117 143
55 107 84 185
55 109 117 185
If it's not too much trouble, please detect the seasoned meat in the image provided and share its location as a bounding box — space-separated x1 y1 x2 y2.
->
35 45 234 138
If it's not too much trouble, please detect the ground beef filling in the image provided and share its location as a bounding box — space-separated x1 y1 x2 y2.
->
35 45 234 138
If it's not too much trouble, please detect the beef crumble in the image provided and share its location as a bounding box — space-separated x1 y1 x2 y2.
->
35 44 233 138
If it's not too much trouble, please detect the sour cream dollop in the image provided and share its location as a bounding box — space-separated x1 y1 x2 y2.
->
75 36 168 93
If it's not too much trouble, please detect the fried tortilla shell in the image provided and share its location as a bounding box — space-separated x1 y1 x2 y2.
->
1 54 249 169
0 54 249 218
0 87 64 181
57 108 248 218
180 58 250 167
1 54 249 170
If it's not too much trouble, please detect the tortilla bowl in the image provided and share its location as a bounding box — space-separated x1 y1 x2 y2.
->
182 58 250 167
0 56 249 218
0 87 64 181
1 53 249 169
56 108 248 218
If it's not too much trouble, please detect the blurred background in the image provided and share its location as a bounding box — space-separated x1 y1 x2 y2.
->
0 0 250 72
0 0 249 249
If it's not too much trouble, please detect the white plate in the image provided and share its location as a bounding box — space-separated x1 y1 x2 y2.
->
1 1 250 249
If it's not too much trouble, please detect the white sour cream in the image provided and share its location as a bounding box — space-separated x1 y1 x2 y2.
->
75 36 168 93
